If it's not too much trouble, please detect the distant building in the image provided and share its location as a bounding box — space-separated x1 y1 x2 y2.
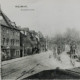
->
0 9 20 61
39 37 46 52
38 32 47 52
20 28 33 56
0 8 47 61
20 29 46 55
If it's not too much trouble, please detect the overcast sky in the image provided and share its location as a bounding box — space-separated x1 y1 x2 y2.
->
1 0 80 37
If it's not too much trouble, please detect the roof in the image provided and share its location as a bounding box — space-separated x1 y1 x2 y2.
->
0 13 8 26
0 9 20 31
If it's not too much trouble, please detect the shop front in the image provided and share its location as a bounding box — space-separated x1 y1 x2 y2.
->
1 46 21 61
1 46 11 61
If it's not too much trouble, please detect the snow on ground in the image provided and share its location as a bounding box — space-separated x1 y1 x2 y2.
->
59 51 74 69
56 51 80 69
38 50 80 70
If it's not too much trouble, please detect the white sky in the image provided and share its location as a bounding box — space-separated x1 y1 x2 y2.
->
1 0 80 37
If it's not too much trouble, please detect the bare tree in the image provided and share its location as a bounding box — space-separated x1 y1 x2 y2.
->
64 28 80 45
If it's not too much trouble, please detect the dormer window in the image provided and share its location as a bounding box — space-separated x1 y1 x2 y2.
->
11 22 16 28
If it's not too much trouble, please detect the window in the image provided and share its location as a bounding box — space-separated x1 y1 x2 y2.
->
16 51 19 56
11 39 14 45
16 51 17 56
13 39 14 45
18 40 19 43
16 40 17 45
11 39 13 45
2 28 5 32
6 38 9 45
3 38 5 45
16 32 19 36
16 40 20 46
16 40 17 44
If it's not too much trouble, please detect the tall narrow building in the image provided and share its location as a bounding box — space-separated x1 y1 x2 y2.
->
0 9 20 61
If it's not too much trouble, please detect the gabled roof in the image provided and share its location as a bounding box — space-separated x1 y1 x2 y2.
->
0 12 9 26
0 9 20 30
0 9 12 26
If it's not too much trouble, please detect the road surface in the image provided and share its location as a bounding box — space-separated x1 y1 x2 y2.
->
1 50 80 80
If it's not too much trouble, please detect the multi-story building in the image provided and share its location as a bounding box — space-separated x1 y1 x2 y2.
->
0 9 20 61
20 29 41 55
38 31 47 52
20 28 33 56
39 37 47 52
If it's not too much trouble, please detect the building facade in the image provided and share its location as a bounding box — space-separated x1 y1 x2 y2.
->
0 9 47 61
20 28 33 56
0 10 20 61
39 37 47 52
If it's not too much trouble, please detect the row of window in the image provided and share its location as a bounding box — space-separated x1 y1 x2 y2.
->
2 27 20 36
2 38 20 46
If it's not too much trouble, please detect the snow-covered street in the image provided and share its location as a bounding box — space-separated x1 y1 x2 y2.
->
2 50 80 80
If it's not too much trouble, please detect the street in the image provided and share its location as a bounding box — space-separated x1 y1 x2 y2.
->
2 50 80 80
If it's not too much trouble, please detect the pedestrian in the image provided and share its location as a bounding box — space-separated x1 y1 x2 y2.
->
53 46 57 58
70 42 76 66
1 51 7 61
57 45 62 62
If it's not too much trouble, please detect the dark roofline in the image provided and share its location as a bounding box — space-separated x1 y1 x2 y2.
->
0 11 12 27
0 9 20 31
1 24 20 31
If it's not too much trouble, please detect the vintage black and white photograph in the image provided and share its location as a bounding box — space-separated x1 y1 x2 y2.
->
0 0 80 79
